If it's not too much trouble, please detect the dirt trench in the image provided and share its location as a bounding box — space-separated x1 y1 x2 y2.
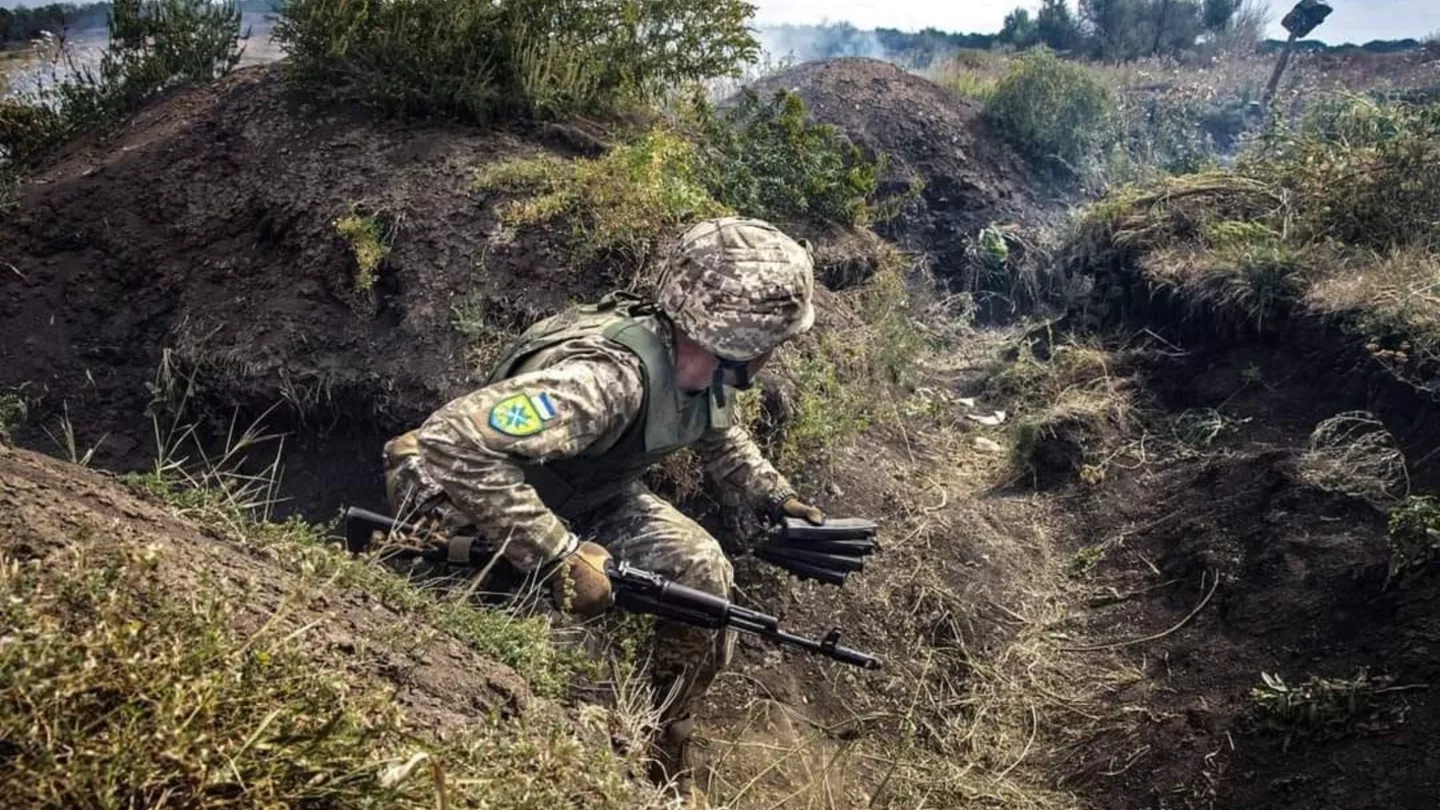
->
4 55 1440 810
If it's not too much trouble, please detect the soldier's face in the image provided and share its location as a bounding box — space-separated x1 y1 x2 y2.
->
675 333 722 392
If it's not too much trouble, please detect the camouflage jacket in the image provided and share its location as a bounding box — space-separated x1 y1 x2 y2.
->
394 314 793 571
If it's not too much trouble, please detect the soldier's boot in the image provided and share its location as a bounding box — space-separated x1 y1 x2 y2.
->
651 716 708 809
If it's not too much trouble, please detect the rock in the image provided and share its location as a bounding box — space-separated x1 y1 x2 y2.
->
972 437 1004 454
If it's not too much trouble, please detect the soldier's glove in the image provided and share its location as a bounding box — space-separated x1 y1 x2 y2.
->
776 495 825 526
553 540 614 617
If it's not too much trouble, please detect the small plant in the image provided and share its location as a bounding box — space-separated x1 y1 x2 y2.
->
333 206 392 292
1169 408 1248 448
1069 543 1106 577
1298 411 1409 508
1251 670 1407 750
0 389 25 434
1386 496 1440 587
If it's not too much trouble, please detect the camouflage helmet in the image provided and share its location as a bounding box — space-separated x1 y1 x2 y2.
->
657 217 816 361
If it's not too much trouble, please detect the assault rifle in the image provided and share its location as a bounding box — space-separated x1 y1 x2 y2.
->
343 507 883 670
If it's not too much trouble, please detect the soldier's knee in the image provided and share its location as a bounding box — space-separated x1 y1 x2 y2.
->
682 541 733 597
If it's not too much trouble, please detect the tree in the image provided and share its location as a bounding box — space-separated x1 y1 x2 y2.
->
1081 0 1143 59
1203 0 1240 31
999 7 1038 48
1145 0 1204 54
1036 0 1083 50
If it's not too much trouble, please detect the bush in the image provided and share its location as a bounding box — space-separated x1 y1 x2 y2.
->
984 49 1114 177
689 89 909 228
275 0 758 123
0 0 242 168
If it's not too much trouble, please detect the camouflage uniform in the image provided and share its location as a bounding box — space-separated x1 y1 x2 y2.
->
383 217 815 730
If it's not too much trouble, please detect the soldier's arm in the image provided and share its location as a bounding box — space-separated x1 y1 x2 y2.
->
414 355 643 571
694 421 795 513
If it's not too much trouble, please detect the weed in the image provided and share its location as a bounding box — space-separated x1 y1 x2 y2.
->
763 255 926 474
333 206 392 292
1386 496 1440 586
0 0 242 168
1070 543 1107 577
1245 95 1440 250
41 401 107 466
1251 670 1410 750
1169 407 1248 448
1298 411 1409 508
0 533 666 809
0 388 24 434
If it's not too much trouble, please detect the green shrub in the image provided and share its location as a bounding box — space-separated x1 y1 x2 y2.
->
1251 670 1403 749
0 0 242 168
690 89 910 227
984 49 1114 177
275 0 757 123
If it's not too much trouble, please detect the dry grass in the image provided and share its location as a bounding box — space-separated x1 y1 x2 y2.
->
1298 411 1410 508
697 331 1158 810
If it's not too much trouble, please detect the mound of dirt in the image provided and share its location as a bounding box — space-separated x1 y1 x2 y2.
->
745 58 1057 288
0 440 532 734
0 65 623 517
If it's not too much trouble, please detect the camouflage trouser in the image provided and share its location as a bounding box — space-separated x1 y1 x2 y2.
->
383 436 734 722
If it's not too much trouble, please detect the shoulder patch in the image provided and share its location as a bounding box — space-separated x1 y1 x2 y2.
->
489 392 560 437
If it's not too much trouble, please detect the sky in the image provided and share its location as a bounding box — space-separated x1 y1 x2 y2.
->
751 0 1440 44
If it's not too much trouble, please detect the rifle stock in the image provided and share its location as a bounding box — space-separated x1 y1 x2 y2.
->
343 507 883 670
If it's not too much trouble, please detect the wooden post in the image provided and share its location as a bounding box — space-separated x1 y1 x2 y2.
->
1263 32 1299 109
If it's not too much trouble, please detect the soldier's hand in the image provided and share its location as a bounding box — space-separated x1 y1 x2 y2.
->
553 540 614 617
778 496 826 526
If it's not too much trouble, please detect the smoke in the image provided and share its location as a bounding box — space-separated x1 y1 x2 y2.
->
755 23 893 64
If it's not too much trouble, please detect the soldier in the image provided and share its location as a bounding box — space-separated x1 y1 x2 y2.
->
382 216 826 804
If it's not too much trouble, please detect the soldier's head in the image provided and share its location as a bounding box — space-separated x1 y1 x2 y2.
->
657 217 816 393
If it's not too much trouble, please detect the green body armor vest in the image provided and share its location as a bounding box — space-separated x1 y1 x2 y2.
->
486 293 733 519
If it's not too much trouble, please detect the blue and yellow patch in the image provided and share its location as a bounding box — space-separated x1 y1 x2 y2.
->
489 392 559 437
